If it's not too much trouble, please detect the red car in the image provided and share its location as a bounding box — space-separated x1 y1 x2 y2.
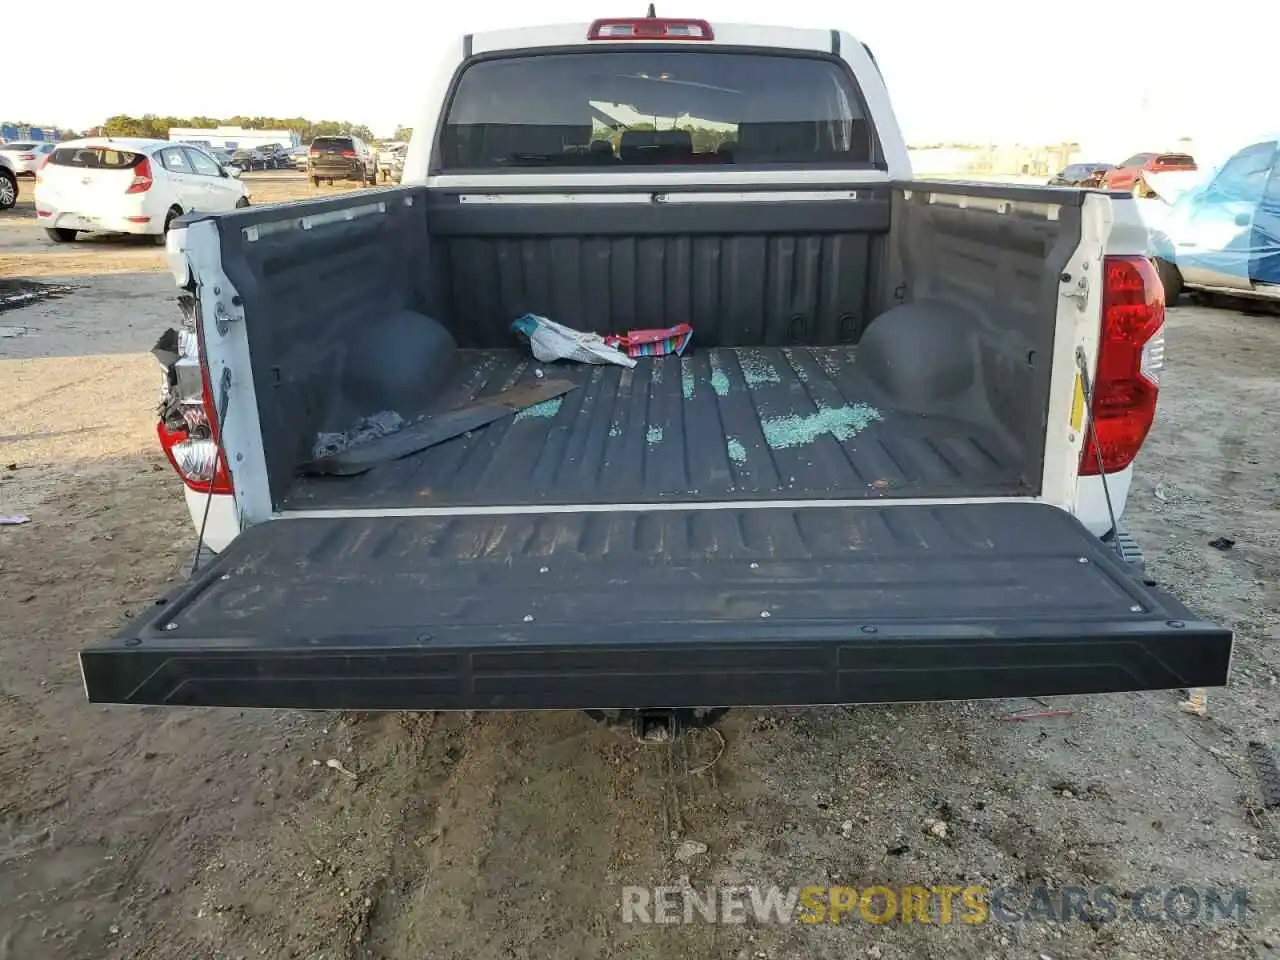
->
1104 152 1197 194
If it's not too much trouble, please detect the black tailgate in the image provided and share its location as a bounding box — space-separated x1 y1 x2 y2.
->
81 503 1232 710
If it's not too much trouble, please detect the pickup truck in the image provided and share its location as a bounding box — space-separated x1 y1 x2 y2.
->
81 16 1232 728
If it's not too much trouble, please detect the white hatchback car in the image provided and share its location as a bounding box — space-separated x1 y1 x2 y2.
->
34 138 250 244
0 141 57 175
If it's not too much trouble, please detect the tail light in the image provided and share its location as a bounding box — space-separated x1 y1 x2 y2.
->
156 309 233 495
126 157 154 194
18 154 35 161
588 17 714 39
35 154 52 183
309 149 320 157
341 149 357 158
1079 256 1165 476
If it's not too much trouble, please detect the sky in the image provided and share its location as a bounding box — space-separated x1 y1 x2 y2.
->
19 0 1276 161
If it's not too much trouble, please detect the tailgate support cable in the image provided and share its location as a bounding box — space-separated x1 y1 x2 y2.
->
190 367 232 576
1074 346 1123 562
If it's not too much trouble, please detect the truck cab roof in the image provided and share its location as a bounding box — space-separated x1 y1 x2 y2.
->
466 20 841 56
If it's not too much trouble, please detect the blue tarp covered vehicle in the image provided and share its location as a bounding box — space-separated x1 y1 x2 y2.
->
1143 134 1280 301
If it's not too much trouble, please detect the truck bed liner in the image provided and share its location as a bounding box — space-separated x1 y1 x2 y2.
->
81 502 1232 709
285 347 1030 510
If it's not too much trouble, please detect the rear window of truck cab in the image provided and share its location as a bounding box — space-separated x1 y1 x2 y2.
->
439 49 878 170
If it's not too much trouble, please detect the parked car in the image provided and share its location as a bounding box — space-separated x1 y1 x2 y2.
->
377 142 407 181
1143 135 1280 304
259 144 290 170
211 149 235 168
1080 166 1114 187
229 148 268 171
0 154 16 210
90 17 1232 728
1104 152 1197 195
34 138 249 244
308 135 375 186
1048 162 1112 187
288 146 310 170
0 141 58 176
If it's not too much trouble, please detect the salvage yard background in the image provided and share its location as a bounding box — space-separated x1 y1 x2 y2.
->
1 172 1279 960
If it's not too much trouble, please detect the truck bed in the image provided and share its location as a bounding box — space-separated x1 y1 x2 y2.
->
284 346 1030 511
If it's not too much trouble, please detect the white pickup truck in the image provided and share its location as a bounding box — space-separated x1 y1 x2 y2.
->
82 16 1231 728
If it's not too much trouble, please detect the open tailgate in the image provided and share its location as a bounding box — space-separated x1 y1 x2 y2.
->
81 502 1231 710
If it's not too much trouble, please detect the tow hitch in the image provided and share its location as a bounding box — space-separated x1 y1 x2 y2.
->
584 708 730 742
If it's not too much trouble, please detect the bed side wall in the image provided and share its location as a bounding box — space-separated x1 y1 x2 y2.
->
866 181 1085 494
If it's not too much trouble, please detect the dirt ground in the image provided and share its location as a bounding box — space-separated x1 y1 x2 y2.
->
1 171 1278 960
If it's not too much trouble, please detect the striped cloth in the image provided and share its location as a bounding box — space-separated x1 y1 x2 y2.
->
603 324 693 358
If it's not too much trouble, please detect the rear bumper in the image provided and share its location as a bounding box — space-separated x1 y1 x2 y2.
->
309 163 363 179
80 503 1232 711
182 487 239 553
1074 465 1133 537
37 208 158 234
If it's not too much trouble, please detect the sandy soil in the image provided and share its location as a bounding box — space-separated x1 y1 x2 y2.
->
1 172 1278 960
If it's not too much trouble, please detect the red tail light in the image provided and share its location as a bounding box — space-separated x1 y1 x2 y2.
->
1079 256 1165 476
35 154 52 183
588 17 714 40
126 157 154 194
156 322 233 495
341 149 357 158
310 149 321 157
18 154 35 161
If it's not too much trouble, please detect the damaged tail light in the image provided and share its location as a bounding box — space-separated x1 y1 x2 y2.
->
1079 256 1165 475
155 297 233 494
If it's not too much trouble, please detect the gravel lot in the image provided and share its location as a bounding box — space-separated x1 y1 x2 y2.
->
1 172 1278 960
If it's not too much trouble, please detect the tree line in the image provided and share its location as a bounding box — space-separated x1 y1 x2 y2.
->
96 115 411 143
